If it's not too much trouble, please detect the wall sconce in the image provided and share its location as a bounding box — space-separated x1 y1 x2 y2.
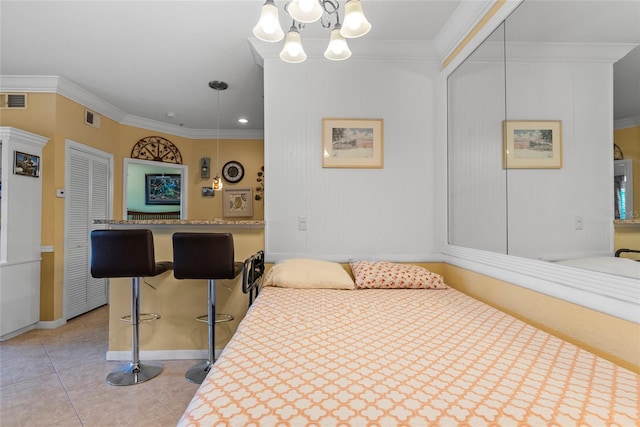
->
201 157 210 179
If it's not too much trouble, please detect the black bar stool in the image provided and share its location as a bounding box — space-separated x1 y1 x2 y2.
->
172 232 243 384
90 229 173 386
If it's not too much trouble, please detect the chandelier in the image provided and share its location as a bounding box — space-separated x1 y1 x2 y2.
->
253 0 372 63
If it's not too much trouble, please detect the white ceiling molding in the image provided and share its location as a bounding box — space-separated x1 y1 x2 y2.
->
464 41 638 64
248 38 441 63
615 115 640 130
1 75 262 140
434 0 498 62
441 0 522 76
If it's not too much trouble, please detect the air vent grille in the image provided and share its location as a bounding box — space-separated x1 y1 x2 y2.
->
84 109 101 129
1 93 27 109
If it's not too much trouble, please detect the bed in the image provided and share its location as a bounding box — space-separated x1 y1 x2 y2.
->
178 259 639 426
554 249 640 279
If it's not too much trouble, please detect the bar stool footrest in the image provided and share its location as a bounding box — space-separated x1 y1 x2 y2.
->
120 313 161 323
196 313 234 323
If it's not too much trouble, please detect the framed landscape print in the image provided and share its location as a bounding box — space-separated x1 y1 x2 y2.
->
322 118 384 168
145 173 181 205
503 120 562 169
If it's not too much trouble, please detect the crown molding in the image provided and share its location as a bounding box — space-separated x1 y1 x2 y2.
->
615 115 640 130
464 42 637 64
248 38 441 63
0 75 262 140
434 0 497 62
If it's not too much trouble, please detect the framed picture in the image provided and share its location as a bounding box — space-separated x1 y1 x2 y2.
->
14 151 40 177
223 188 253 217
202 186 214 197
145 174 181 205
503 120 562 169
322 118 383 168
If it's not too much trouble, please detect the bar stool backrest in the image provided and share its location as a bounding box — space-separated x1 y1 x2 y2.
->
90 229 157 278
173 232 236 280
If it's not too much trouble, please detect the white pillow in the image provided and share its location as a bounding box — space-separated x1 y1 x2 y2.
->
264 258 355 290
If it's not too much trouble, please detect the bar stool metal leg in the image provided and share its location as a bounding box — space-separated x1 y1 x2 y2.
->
186 278 217 384
107 276 163 386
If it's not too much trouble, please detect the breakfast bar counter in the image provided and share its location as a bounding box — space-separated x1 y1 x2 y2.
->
94 219 264 361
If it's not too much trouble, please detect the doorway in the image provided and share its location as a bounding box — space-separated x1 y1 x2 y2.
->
64 140 113 319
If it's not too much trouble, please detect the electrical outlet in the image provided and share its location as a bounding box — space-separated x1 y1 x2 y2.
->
574 216 584 230
298 216 308 231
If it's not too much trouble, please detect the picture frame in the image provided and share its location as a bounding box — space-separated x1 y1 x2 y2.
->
145 174 181 205
503 120 562 169
201 186 214 197
223 188 253 217
14 151 40 177
322 118 384 168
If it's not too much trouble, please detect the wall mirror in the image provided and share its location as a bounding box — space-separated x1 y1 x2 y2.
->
123 158 188 219
448 0 639 279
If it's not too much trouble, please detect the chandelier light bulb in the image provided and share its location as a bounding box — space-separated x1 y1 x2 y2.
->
253 0 284 42
340 0 371 38
280 26 307 63
324 25 351 60
287 0 323 23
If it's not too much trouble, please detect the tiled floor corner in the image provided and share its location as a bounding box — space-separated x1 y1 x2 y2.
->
0 306 200 426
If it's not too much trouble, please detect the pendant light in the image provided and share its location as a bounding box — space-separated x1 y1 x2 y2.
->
280 24 307 63
340 0 371 38
287 0 323 23
209 80 228 191
324 22 351 60
253 0 285 42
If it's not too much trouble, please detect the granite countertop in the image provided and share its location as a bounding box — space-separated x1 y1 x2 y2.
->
614 219 640 225
94 219 265 228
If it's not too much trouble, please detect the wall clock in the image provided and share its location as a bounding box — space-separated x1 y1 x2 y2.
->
222 160 244 183
131 136 183 164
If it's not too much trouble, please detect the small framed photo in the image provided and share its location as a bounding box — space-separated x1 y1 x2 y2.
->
503 120 562 169
223 188 253 217
322 118 384 168
202 186 214 197
14 151 40 177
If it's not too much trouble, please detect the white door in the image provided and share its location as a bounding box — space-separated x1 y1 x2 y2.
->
64 141 112 319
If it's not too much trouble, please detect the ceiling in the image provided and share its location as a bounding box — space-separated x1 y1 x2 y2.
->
0 0 461 132
1 1 638 133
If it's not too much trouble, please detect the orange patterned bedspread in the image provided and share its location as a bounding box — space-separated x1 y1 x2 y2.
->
178 287 639 426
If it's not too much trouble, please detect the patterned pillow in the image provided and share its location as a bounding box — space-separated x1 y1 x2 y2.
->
264 258 355 290
349 261 447 289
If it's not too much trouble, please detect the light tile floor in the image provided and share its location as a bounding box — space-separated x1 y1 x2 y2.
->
0 306 200 426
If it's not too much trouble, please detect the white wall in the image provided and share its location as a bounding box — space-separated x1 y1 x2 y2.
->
506 60 613 260
263 58 442 262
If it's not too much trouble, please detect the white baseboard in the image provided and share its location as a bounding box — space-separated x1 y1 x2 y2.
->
37 318 67 329
106 349 223 361
0 324 36 341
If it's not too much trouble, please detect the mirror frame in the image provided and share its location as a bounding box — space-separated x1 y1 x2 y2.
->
442 0 639 324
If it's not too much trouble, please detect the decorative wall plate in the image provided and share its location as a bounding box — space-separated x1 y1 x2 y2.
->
131 136 183 164
614 144 624 160
222 160 244 183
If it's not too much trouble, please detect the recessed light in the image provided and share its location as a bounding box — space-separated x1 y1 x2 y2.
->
238 118 249 124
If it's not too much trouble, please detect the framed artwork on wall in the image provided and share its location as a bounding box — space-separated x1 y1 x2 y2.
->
14 151 40 177
223 188 253 217
503 120 562 169
322 118 384 168
145 173 181 205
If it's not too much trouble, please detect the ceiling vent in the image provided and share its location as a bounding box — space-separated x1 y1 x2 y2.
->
0 93 27 109
84 109 101 129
